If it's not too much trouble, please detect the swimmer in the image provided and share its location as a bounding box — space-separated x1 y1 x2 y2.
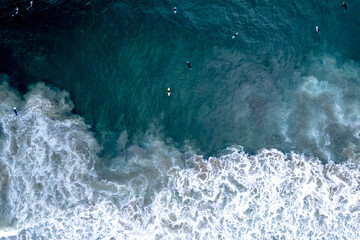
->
11 7 19 17
13 107 18 116
167 87 171 96
232 32 238 39
186 61 192 70
27 1 33 10
343 1 347 10
316 26 320 33
173 7 177 14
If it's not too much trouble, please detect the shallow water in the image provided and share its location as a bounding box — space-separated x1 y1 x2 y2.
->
0 0 360 239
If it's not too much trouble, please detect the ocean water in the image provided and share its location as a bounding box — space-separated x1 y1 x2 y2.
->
0 0 360 239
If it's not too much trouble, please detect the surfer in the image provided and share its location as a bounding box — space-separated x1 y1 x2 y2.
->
167 88 171 96
316 26 320 33
186 61 192 70
13 107 18 116
11 7 19 17
342 1 347 10
173 7 177 14
27 1 33 10
232 32 238 39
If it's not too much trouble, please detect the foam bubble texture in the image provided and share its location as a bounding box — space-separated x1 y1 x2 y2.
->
0 81 359 239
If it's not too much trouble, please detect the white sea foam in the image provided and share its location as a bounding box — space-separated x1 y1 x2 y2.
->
283 57 360 161
0 80 360 239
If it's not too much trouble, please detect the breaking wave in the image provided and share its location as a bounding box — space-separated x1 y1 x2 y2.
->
0 80 359 239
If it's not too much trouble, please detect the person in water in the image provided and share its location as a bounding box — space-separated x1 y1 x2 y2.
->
11 7 19 17
316 26 320 32
173 7 177 14
232 32 238 39
342 1 347 10
27 1 33 10
186 61 192 70
13 107 18 116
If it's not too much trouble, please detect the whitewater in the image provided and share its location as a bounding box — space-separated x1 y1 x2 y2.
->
0 79 358 240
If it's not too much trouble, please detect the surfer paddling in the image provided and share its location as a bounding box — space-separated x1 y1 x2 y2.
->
13 107 18 116
186 61 192 70
27 1 33 10
173 7 177 14
11 7 19 17
342 1 347 10
316 26 320 33
232 32 238 39
167 88 171 96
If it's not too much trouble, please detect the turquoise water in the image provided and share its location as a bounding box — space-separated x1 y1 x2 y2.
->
0 0 360 239
2 0 360 159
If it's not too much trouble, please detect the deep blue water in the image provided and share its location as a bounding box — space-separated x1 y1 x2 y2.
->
0 0 360 238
